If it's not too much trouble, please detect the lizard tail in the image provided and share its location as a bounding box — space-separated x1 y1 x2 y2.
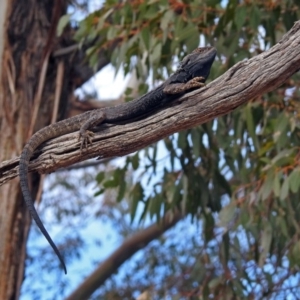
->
19 141 67 274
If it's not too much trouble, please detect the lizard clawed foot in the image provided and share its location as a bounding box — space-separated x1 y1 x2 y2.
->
194 76 205 82
189 76 206 86
163 76 206 94
78 129 94 153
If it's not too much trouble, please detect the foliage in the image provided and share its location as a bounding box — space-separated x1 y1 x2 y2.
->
27 0 300 299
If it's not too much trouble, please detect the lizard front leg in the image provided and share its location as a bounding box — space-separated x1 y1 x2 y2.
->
163 76 206 95
79 110 106 151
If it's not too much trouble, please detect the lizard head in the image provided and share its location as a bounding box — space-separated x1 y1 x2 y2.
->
176 46 217 83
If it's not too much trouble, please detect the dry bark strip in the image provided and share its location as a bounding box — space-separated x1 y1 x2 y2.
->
1 20 300 186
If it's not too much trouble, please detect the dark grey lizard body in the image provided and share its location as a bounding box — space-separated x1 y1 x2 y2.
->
19 46 216 273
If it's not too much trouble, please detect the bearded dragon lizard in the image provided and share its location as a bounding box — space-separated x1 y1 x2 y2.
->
19 46 217 273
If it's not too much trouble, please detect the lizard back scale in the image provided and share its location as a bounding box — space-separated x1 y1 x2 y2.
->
19 46 217 273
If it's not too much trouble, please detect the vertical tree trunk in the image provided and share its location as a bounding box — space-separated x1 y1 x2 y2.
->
0 1 67 298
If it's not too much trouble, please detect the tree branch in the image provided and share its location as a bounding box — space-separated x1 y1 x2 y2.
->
65 211 183 300
1 21 300 186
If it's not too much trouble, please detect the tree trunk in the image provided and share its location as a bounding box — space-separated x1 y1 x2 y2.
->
0 1 69 298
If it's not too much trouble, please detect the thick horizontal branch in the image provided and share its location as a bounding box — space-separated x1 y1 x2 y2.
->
1 21 300 186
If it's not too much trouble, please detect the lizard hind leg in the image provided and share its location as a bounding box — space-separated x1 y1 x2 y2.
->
78 129 94 152
78 110 106 153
